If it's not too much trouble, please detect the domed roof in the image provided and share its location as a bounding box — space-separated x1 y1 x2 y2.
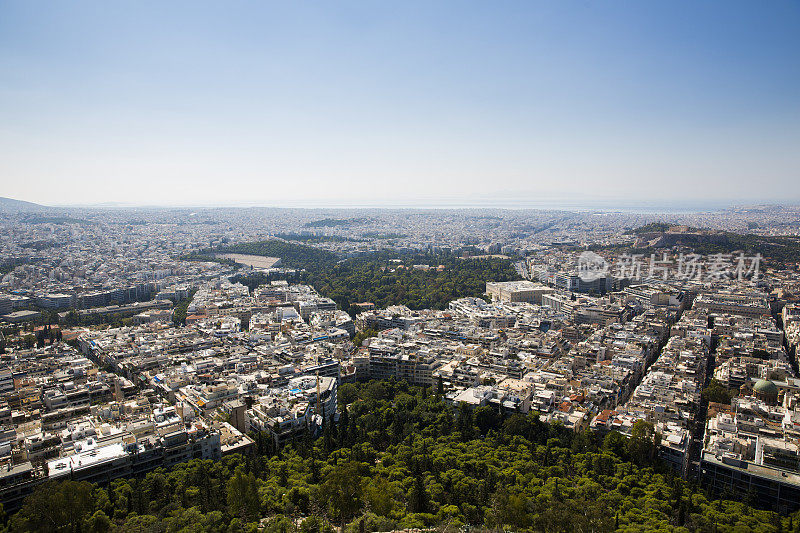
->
754 379 779 395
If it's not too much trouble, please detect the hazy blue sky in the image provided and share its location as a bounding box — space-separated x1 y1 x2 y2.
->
1 1 798 207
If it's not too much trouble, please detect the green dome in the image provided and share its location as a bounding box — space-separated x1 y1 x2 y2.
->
754 379 779 396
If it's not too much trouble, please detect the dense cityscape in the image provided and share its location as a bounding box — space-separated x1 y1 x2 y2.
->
0 198 799 531
3 1 799 531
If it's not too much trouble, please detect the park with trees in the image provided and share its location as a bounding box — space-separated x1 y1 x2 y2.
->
191 241 521 314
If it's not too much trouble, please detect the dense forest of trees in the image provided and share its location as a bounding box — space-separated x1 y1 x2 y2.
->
193 242 521 312
688 234 800 268
5 380 797 532
615 224 800 268
304 252 520 312
624 223 680 235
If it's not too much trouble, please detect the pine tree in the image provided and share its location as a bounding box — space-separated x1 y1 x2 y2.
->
409 472 428 513
338 405 349 447
226 469 259 522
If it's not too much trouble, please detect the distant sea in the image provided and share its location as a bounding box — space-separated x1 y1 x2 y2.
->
270 198 742 214
56 196 796 214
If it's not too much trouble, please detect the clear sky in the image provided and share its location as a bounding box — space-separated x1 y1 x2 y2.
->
1 1 798 208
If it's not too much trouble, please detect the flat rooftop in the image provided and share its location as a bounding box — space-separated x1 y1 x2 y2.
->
702 451 800 487
48 442 127 478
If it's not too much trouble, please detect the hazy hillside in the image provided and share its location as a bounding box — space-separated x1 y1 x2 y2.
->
0 196 46 212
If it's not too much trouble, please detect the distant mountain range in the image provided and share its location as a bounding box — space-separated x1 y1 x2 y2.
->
0 197 47 212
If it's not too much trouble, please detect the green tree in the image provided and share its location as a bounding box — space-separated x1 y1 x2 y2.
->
322 461 364 526
628 420 662 465
118 514 164 533
409 472 429 513
10 480 95 532
352 328 379 347
703 379 734 405
226 469 260 522
262 516 296 533
474 405 500 435
338 384 359 407
603 430 628 460
300 516 334 533
364 476 395 517
84 510 112 533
